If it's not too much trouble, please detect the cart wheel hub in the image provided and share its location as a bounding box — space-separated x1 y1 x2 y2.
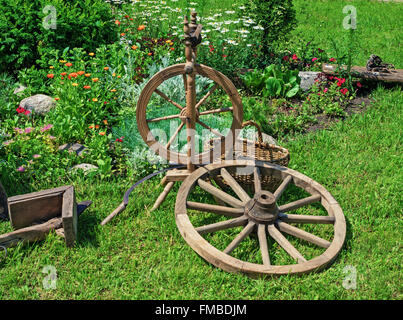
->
179 108 200 123
244 191 279 223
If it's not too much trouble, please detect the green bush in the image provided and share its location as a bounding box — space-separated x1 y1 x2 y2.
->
0 0 118 74
241 0 296 60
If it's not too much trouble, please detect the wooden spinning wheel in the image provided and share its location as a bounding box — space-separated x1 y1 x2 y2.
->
175 160 346 276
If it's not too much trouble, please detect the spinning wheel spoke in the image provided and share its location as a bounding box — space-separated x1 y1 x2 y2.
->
166 122 185 149
198 179 244 208
186 201 244 217
253 167 261 194
267 224 307 263
195 83 219 110
146 113 180 123
273 176 292 201
220 168 251 203
277 221 331 248
278 194 321 213
278 213 335 224
196 215 248 235
223 221 255 255
257 224 271 266
154 88 183 110
199 107 233 116
197 119 224 138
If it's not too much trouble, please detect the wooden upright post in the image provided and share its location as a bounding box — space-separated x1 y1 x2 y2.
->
184 14 197 172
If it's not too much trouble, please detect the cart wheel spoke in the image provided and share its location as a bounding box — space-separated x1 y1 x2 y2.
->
146 113 180 123
267 224 307 263
197 179 244 208
166 122 185 149
199 107 233 116
186 201 244 217
195 83 219 110
278 213 335 224
220 168 251 203
197 119 224 138
278 194 321 213
273 176 292 201
154 88 183 110
223 221 255 255
257 224 271 266
254 167 261 194
196 215 248 235
277 221 331 248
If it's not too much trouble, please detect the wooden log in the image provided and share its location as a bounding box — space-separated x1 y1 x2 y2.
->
322 63 403 83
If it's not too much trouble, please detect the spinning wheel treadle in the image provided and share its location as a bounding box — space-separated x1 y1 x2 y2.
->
175 160 346 276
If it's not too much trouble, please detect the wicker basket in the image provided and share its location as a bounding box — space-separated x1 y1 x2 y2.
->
206 121 290 192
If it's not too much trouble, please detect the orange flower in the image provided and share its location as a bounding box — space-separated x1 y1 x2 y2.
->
120 33 125 36
103 119 108 125
95 125 100 129
65 62 72 67
137 25 146 31
89 125 94 129
92 78 99 82
54 97 60 101
47 74 54 79
61 72 67 76
117 75 121 79
77 71 85 76
131 45 138 50
148 52 152 56
103 67 109 71
170 47 175 51
92 98 98 102
110 89 117 92
72 82 78 87
83 85 91 89
99 132 106 136
89 52 95 56
68 72 78 79
115 20 120 26
85 73 91 77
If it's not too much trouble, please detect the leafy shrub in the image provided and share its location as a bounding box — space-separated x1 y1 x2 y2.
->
241 64 301 98
240 0 296 59
0 0 118 74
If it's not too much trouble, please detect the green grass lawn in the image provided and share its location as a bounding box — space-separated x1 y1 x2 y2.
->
0 0 402 300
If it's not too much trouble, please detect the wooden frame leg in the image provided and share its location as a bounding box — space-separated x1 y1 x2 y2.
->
151 182 175 211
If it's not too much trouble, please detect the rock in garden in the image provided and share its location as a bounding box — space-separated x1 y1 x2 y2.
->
58 143 89 157
19 94 56 115
70 163 98 173
298 71 321 91
13 85 27 95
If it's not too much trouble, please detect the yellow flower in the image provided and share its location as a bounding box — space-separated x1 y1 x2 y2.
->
112 73 116 77
92 78 99 82
92 98 98 102
49 66 54 69
110 89 117 92
59 60 66 63
72 82 78 86
89 52 95 56
85 73 91 77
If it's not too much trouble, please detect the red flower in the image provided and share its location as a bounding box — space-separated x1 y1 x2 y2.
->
356 82 362 88
115 136 124 142
340 88 348 95
282 55 289 61
329 57 336 62
47 74 54 79
292 54 298 61
337 78 346 87
65 62 72 67
115 20 120 26
312 57 318 62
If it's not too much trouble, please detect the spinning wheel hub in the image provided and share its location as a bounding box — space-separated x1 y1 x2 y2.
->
179 108 200 123
244 191 279 223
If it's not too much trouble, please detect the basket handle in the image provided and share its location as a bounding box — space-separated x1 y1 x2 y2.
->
242 121 263 145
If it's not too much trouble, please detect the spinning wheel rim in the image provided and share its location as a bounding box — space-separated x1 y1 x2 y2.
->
136 63 243 165
175 160 346 276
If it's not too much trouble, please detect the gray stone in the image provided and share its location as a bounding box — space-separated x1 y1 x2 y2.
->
13 85 27 95
19 94 56 115
298 71 321 91
59 143 89 157
70 163 98 173
261 133 278 146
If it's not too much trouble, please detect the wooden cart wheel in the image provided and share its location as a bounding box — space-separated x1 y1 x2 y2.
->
136 63 243 165
175 160 346 276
